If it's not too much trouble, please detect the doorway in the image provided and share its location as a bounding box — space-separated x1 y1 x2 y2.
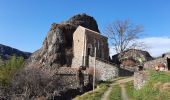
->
167 58 170 70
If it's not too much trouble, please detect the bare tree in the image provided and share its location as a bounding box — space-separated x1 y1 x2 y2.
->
105 20 144 54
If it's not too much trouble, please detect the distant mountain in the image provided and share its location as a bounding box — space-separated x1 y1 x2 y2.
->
0 44 31 60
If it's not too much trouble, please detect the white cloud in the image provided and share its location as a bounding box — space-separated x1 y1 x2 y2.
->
138 37 170 57
109 46 116 57
109 37 170 57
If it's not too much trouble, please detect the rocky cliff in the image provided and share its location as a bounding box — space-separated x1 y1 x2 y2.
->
27 13 100 69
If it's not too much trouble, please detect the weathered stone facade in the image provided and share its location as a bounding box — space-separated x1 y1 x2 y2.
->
144 52 170 70
72 26 118 81
72 26 109 68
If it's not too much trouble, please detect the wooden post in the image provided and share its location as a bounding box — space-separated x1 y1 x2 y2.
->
93 47 96 90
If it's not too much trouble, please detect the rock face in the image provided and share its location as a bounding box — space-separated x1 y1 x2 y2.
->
0 44 31 60
66 14 100 33
27 13 100 69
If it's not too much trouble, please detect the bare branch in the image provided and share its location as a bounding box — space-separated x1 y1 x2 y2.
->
105 19 146 54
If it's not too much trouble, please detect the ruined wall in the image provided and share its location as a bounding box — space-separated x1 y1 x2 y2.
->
164 53 170 58
88 56 118 81
55 67 92 91
134 71 149 90
144 58 167 70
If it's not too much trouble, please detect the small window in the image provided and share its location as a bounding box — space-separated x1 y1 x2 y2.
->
87 44 93 56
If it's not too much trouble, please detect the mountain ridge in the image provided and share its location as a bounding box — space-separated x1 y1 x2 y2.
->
0 44 31 60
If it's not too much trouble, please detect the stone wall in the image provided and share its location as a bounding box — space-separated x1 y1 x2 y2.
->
85 28 109 60
72 27 85 68
88 56 118 81
72 26 109 68
144 58 167 70
134 71 149 90
55 67 92 91
164 52 170 58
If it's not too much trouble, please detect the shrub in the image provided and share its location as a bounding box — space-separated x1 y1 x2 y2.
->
0 56 24 85
10 68 62 99
0 55 24 99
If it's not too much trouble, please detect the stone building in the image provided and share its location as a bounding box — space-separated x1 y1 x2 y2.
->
72 26 118 81
144 52 170 70
72 26 109 67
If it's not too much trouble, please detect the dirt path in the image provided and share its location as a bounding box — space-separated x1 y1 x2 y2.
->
120 83 128 100
101 77 133 100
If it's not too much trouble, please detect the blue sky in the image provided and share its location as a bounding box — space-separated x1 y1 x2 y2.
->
0 0 170 56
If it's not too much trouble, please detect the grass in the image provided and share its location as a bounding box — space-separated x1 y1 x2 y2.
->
133 71 170 100
75 71 170 100
73 81 110 100
125 71 170 100
74 77 129 100
108 84 121 100
111 76 128 82
74 77 127 100
125 81 134 99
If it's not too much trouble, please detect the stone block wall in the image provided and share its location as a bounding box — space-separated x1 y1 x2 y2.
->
88 56 118 81
55 67 91 91
144 58 167 70
134 71 149 90
164 53 170 58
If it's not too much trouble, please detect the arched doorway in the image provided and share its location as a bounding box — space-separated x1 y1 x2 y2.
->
86 44 93 67
87 44 92 56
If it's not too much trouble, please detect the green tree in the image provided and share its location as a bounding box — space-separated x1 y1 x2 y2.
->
0 55 24 85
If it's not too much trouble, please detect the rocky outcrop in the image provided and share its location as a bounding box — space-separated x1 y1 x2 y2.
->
27 13 100 69
112 49 153 65
66 14 100 33
0 44 31 60
112 49 153 74
23 14 100 99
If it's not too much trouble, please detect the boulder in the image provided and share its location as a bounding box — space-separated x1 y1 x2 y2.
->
112 49 153 65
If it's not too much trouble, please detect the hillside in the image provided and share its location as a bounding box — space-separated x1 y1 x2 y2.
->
0 44 31 60
0 44 31 67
